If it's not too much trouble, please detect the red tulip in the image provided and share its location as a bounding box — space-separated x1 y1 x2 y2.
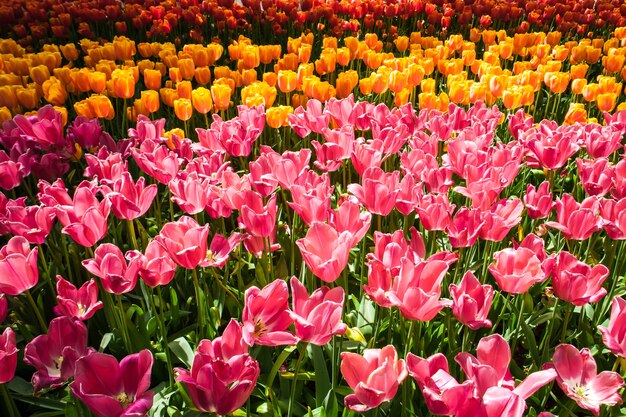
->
71 350 154 417
54 275 103 321
0 236 38 296
0 327 17 384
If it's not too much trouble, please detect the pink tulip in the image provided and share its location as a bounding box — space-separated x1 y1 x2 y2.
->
289 277 346 345
525 123 581 170
488 247 545 294
0 293 6 323
311 140 346 172
0 151 24 190
450 271 494 330
102 171 157 220
325 95 356 127
348 167 400 216
3 204 56 244
249 153 279 196
24 316 94 391
238 191 277 238
352 139 384 177
288 99 330 138
584 124 622 159
479 198 523 242
296 222 353 283
524 181 554 219
260 146 311 190
329 198 372 247
551 251 608 306
168 173 211 215
175 320 260 415
545 194 603 240
71 349 154 417
241 279 297 346
131 139 180 184
136 240 178 287
416 193 455 231
55 183 111 247
395 174 422 216
54 275 103 321
82 243 141 295
340 345 407 412
613 159 626 199
576 158 614 196
598 296 626 357
288 183 331 226
600 197 626 239
156 216 209 269
197 105 265 157
84 151 127 185
550 344 624 416
0 236 38 296
243 229 281 258
0 327 17 384
446 207 484 248
200 232 246 269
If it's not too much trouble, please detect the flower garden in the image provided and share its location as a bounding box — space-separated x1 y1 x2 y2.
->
2 0 626 416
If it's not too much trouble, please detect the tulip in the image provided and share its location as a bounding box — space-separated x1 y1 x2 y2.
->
576 158 614 197
24 316 93 391
524 181 554 219
175 320 259 415
551 251 608 306
191 87 212 114
241 279 297 346
446 207 484 248
102 171 157 221
131 139 180 184
488 247 545 294
0 294 6 323
156 216 209 269
340 345 407 412
450 271 494 330
545 194 603 240
168 173 211 215
0 236 38 296
211 84 232 111
348 167 400 216
599 296 626 358
238 191 277 238
71 350 154 417
82 243 141 295
296 221 353 283
550 344 624 416
136 239 177 287
0 327 17 384
289 277 346 345
4 204 56 245
54 275 103 321
201 232 246 269
479 198 524 242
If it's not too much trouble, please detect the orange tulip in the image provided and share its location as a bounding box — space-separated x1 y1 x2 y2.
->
582 83 599 102
394 88 411 107
371 72 389 95
0 106 11 122
502 86 523 110
603 54 626 74
563 103 587 124
88 71 107 94
178 58 195 80
141 90 160 114
545 72 569 94
311 81 335 102
60 44 79 61
191 87 213 114
87 94 115 119
296 63 314 89
266 105 293 128
169 67 182 83
159 88 178 108
241 45 260 69
243 81 277 108
42 77 67 106
315 50 337 76
335 70 358 99
359 77 373 95
174 98 193 121
388 70 408 93
259 45 276 65
597 93 617 112
113 36 136 61
421 78 436 94
570 64 588 80
211 83 232 111
111 69 135 99
206 43 224 65
598 76 621 94
68 69 90 93
488 75 507 98
176 81 192 100
336 47 351 67
16 87 39 110
194 67 212 85
298 44 312 64
242 69 257 86
263 72 277 87
344 37 359 59
395 36 409 53
571 78 587 95
469 82 487 104
278 70 297 93
144 69 162 90
29 65 50 85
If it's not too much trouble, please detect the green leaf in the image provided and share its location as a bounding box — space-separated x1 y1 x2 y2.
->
168 337 195 367
310 344 331 407
322 390 338 417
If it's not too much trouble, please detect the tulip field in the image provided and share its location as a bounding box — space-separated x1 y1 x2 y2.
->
4 0 626 416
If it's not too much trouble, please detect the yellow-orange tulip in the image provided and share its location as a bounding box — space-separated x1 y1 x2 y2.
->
176 81 192 100
395 36 409 53
211 84 232 111
144 69 161 90
582 83 599 102
206 43 224 66
502 87 523 110
159 88 178 108
194 67 212 85
421 78 436 94
0 106 11 122
371 72 389 95
604 54 626 74
597 92 617 112
191 87 213 114
87 94 115 119
241 81 277 108
241 45 260 69
113 36 136 61
111 69 135 99
141 90 160 114
16 87 39 109
60 44 79 61
571 79 587 95
174 98 193 121
242 69 257 86
89 71 107 94
277 70 297 93
570 64 588 80
42 77 67 106
564 103 587 124
388 70 408 93
298 44 312 64
30 65 51 85
545 72 569 94
469 82 487 104
74 100 94 119
266 105 293 128
178 58 195 80
335 70 358 99
359 77 373 95
70 69 91 93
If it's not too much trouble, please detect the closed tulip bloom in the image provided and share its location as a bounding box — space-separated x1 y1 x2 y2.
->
488 247 545 294
191 87 212 114
238 191 277 238
265 105 293 129
54 275 103 321
296 221 353 283
0 327 17 384
551 344 624 416
71 350 154 417
87 94 115 120
289 277 346 345
340 345 407 412
211 84 232 111
140 90 159 114
174 98 193 121
24 316 93 391
143 69 161 90
599 296 626 357
552 251 608 306
156 216 209 269
0 236 38 296
82 243 141 295
111 69 135 99
242 279 298 346
450 271 494 330
175 320 260 415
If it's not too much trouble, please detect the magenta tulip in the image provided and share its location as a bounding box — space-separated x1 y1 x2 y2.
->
54 275 103 321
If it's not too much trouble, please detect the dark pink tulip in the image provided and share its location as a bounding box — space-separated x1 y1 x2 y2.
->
613 159 626 199
599 296 626 357
136 240 177 287
289 277 346 345
197 106 264 157
545 194 603 240
296 222 353 283
348 167 400 216
156 216 209 269
131 139 180 184
82 243 141 295
129 116 165 144
31 153 69 182
241 279 297 346
0 293 6 323
395 174 422 216
4 204 56 244
584 124 622 159
479 198 523 242
84 152 127 185
103 171 157 220
238 191 277 238
406 353 474 415
183 153 230 184
0 150 23 190
446 207 484 248
600 197 626 239
450 271 494 330
54 275 103 321
24 316 93 391
71 349 154 417
67 116 105 150
0 236 38 296
200 232 246 269
311 140 346 172
524 181 554 219
551 344 624 416
329 198 371 247
12 105 65 150
508 108 534 140
249 153 279 196
552 251 608 306
175 320 259 415
576 158 614 196
0 327 17 384
168 173 211 215
416 193 455 231
340 345 407 412
243 229 280 258
488 247 545 294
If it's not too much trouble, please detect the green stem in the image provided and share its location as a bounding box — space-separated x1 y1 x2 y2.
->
560 304 572 343
153 286 174 385
191 268 205 339
510 295 526 356
127 219 140 251
116 296 132 352
25 290 47 332
287 343 308 417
